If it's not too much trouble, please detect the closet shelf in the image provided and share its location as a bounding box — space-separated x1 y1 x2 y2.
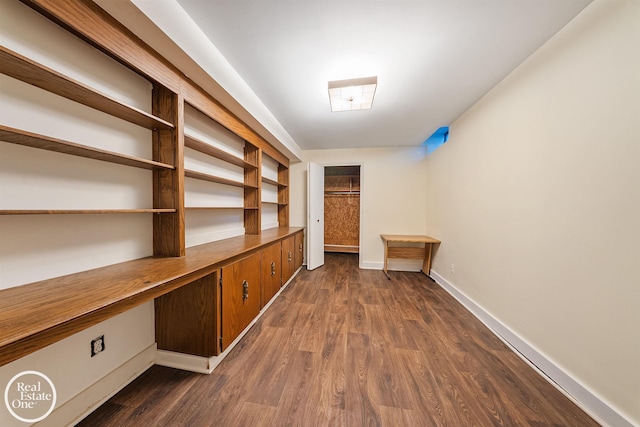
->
0 209 176 215
0 125 174 170
261 201 279 205
184 169 257 189
184 133 257 170
0 46 173 131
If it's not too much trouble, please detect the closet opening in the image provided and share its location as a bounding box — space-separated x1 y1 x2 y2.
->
324 165 361 254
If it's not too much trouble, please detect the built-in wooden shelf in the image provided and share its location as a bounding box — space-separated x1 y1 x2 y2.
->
0 125 174 170
262 201 279 205
0 46 173 131
0 209 176 215
185 206 258 210
185 169 257 189
261 176 279 186
184 134 257 170
0 227 303 367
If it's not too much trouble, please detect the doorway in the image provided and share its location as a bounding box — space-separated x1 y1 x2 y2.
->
324 165 361 254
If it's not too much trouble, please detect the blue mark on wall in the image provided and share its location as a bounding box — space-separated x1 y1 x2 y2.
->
423 126 449 154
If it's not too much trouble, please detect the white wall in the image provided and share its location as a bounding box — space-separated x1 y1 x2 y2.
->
425 0 639 425
290 146 429 270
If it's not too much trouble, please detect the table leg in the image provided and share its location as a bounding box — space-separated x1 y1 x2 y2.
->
383 241 391 279
422 243 433 278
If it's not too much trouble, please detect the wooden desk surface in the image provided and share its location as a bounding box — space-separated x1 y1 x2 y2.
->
381 234 441 244
0 227 304 367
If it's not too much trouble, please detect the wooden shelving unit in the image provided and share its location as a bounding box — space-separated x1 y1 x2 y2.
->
0 0 295 376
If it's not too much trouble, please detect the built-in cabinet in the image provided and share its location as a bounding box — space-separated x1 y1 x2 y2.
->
0 0 300 368
154 229 304 357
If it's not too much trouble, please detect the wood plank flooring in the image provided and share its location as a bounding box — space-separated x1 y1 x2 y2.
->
76 253 599 426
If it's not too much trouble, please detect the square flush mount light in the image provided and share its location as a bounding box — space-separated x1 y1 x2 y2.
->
328 76 377 112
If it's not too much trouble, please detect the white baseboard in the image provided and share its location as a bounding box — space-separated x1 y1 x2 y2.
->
359 260 422 272
359 260 381 270
156 266 303 374
38 343 157 427
430 269 634 427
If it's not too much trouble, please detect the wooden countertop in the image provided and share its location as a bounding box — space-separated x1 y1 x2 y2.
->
0 227 303 367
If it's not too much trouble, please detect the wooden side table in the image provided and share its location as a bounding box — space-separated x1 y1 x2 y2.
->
380 234 441 279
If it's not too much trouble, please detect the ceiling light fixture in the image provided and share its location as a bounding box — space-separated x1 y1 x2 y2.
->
328 76 377 112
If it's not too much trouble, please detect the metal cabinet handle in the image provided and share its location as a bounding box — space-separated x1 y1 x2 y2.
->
242 280 249 301
271 261 276 276
299 243 303 252
288 250 292 263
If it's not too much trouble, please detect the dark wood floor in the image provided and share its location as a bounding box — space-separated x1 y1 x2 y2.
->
77 253 598 426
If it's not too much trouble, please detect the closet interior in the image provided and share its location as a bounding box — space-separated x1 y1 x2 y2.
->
324 165 361 254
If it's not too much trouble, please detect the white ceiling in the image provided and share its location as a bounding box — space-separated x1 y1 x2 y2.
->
171 0 591 151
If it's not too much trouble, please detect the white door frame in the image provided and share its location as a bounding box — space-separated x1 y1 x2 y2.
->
318 162 364 267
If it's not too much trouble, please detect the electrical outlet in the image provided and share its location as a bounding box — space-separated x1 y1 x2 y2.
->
91 335 105 357
450 263 456 274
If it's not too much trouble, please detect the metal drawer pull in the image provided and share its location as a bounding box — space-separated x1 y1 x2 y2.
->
242 280 249 301
271 261 276 276
288 251 292 262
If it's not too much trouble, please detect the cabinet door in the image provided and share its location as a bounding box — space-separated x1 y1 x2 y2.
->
221 251 261 350
282 235 296 284
261 242 282 307
294 231 304 270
